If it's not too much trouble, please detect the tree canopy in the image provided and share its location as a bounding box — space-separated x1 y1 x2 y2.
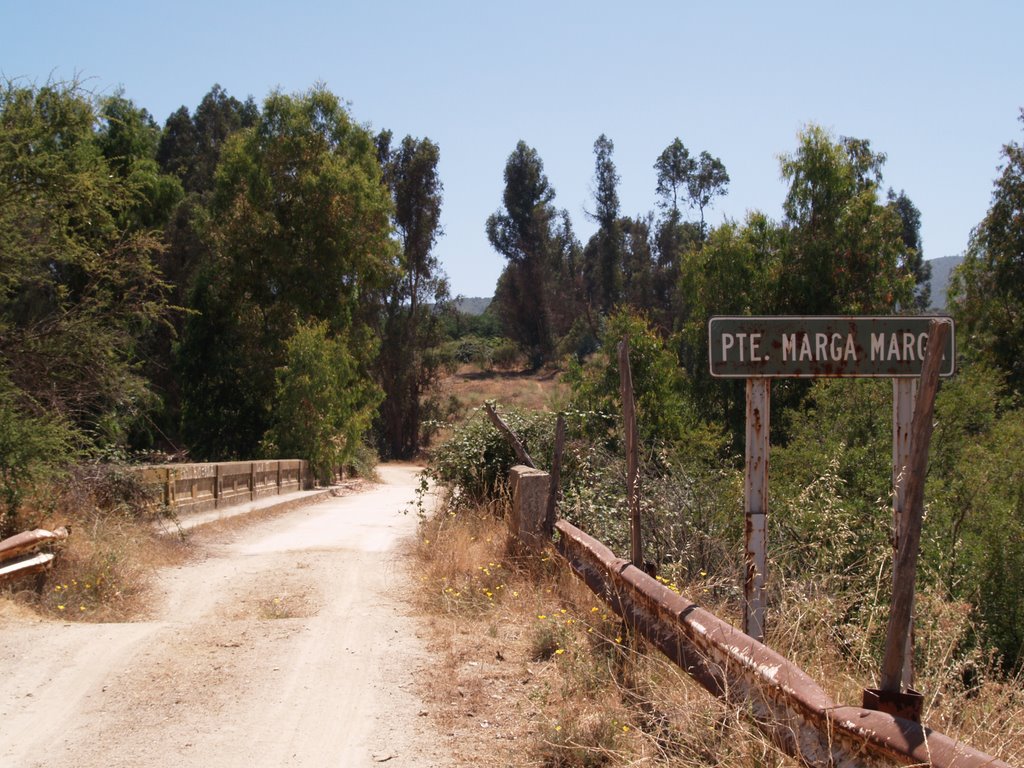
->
0 80 171 531
178 86 396 459
486 141 562 368
950 109 1024 390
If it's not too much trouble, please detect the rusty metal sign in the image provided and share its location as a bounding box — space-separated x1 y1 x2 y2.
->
708 316 955 379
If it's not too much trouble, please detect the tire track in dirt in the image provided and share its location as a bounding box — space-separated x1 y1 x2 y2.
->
0 464 452 768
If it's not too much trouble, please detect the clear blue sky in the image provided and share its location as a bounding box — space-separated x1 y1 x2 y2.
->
4 0 1021 298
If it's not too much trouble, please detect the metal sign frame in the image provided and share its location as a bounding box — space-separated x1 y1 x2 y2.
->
708 315 955 379
708 316 955 658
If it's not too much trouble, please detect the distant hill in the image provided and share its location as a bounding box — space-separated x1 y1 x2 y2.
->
927 255 963 310
454 297 492 316
451 266 961 316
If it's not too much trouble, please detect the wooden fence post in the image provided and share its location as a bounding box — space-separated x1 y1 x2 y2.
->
618 339 642 569
879 319 950 696
545 414 566 537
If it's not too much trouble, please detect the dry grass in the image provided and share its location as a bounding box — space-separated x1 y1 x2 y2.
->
437 364 568 418
412 502 1024 766
1 466 191 622
410 506 800 767
415 362 1024 766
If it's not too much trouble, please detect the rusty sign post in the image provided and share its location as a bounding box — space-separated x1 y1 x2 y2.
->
892 376 917 689
744 378 769 641
709 316 955 647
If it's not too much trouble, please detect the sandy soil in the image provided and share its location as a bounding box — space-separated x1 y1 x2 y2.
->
0 464 456 768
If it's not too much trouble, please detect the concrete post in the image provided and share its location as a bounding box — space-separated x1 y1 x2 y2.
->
509 465 550 550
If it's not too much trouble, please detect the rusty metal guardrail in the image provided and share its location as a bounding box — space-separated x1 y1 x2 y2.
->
554 519 1008 768
0 527 69 584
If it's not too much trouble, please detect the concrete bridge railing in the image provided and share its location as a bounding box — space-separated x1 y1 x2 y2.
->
133 460 313 516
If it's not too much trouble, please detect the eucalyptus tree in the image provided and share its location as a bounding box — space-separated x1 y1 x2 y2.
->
486 141 562 368
888 189 931 311
583 134 624 313
778 125 914 315
653 138 702 328
950 109 1024 389
654 138 694 219
688 151 730 236
178 86 394 461
156 84 258 195
145 85 259 449
374 131 448 458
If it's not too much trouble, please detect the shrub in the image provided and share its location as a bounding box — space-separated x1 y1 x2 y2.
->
262 320 381 484
0 373 79 538
429 404 556 509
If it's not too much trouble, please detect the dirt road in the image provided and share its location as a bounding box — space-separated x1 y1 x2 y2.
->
0 464 454 768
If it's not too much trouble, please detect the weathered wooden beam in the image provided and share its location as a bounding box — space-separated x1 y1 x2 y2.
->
880 319 950 694
0 552 55 583
483 401 536 469
618 339 642 568
0 527 69 561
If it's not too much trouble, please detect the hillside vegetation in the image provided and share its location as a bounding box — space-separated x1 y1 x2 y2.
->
416 361 1024 766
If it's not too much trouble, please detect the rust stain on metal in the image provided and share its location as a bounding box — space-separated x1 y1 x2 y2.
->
554 518 1008 768
0 527 68 584
0 527 69 561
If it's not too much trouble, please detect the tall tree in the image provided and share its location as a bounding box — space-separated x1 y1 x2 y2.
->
778 125 914 315
888 189 932 311
583 134 625 313
950 109 1024 389
621 214 656 311
654 138 694 219
687 150 730 236
156 84 258 195
549 209 586 337
177 86 394 460
374 131 448 458
653 138 703 328
0 80 169 528
486 141 560 368
137 85 258 451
